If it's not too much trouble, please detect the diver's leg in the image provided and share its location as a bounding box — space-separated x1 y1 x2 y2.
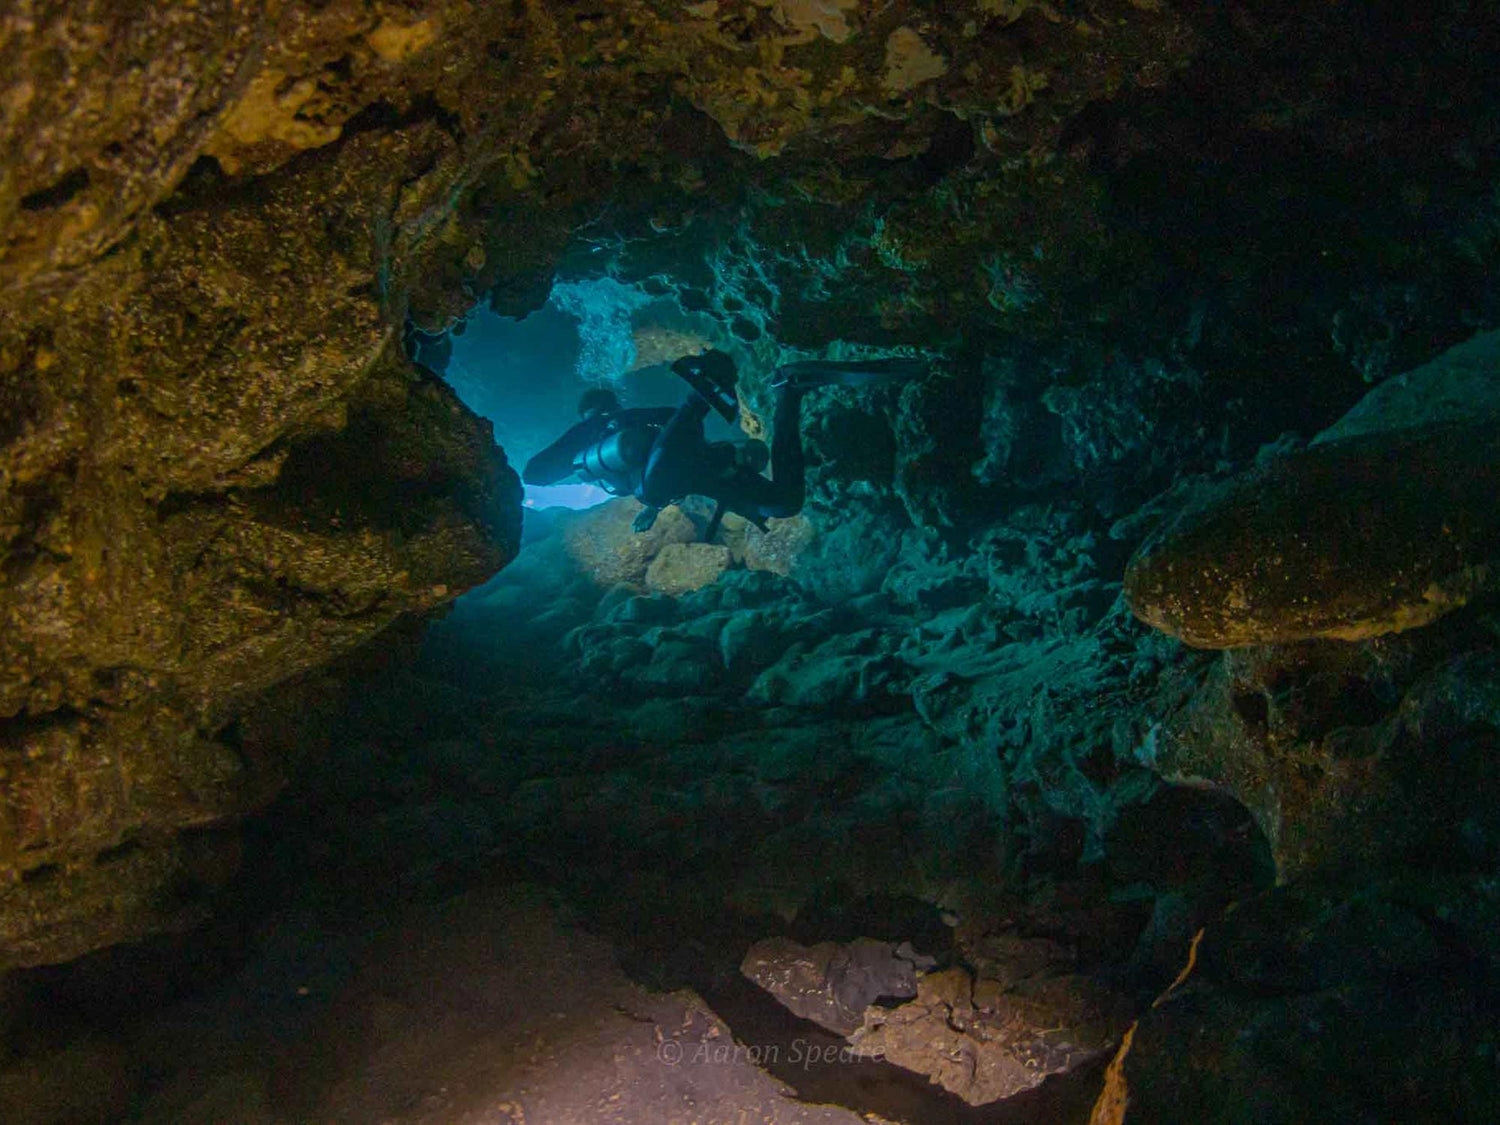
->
638 395 711 509
761 385 807 517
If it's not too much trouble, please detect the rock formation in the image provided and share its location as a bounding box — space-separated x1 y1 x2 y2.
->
2 0 1195 969
741 936 929 1036
854 964 1127 1106
1124 419 1500 648
744 934 1129 1106
2 2 546 968
3 0 1500 1122
1094 876 1500 1125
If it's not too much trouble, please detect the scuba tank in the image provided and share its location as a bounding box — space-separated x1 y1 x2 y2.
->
573 424 657 495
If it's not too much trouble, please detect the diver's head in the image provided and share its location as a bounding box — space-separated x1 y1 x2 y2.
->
735 439 770 475
578 387 620 419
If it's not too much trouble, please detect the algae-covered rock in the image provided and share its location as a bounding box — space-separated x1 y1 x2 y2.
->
0 2 532 968
1125 421 1500 648
882 28 949 96
645 541 732 596
560 499 697 590
0 355 516 968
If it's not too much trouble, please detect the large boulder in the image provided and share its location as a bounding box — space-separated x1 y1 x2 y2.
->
1126 328 1500 649
739 515 816 577
645 541 732 597
740 937 928 1036
560 499 697 589
854 965 1129 1106
1124 420 1500 648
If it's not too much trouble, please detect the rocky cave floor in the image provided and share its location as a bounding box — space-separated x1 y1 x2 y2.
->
1 607 1129 1125
6 491 1499 1124
7 2 1500 1121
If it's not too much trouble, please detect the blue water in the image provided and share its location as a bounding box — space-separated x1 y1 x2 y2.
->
445 281 736 511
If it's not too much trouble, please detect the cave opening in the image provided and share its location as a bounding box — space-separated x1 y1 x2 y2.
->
419 276 747 516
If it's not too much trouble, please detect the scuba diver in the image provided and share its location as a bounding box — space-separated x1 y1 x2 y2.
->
522 349 926 539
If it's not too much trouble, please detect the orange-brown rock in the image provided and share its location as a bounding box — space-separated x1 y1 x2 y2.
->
559 499 696 590
645 541 732 596
0 0 1201 970
1125 422 1500 649
852 964 1129 1106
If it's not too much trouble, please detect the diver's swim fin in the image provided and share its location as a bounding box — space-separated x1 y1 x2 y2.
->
772 357 929 389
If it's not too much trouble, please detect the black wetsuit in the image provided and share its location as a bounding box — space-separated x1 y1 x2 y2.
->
637 385 807 526
522 388 808 530
526 351 922 532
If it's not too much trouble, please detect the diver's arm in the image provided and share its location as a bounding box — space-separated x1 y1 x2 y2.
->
622 406 678 427
522 416 608 485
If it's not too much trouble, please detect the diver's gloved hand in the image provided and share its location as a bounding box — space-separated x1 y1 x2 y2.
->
632 505 661 533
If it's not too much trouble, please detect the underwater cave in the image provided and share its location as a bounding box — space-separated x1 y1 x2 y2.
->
2 2 1500 1123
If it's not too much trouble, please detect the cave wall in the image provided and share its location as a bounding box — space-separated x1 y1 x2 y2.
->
2 0 1498 1049
0 0 1212 971
0 1 563 968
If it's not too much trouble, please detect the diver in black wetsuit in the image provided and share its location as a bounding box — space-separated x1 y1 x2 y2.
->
522 349 925 539
632 350 809 537
520 387 678 500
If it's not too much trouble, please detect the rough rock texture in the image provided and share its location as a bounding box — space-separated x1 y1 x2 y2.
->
1125 330 1500 652
739 514 817 576
741 929 1131 1108
645 540 733 596
1313 328 1500 444
559 497 698 590
1142 626 1500 879
853 964 1129 1106
741 936 927 1036
1124 420 1500 648
1098 877 1500 1125
1116 331 1500 876
2 1 537 967
7 1 1500 1120
0 337 516 969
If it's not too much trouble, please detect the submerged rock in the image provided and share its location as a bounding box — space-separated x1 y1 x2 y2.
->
1098 877 1500 1125
1313 328 1500 444
854 964 1129 1106
742 927 1128 1108
1125 421 1500 648
0 357 515 969
1147 633 1500 879
738 515 816 577
559 498 696 589
645 541 732 597
741 937 929 1037
0 2 540 966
